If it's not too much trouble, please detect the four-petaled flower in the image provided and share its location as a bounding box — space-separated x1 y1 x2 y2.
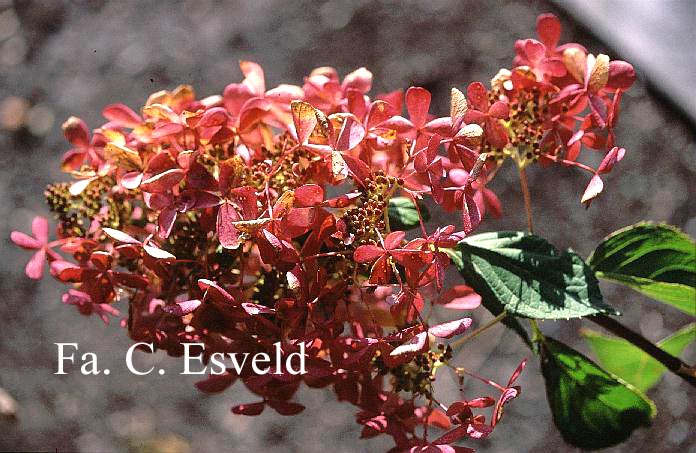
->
11 216 58 279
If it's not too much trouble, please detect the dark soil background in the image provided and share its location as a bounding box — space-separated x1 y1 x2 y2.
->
0 1 694 452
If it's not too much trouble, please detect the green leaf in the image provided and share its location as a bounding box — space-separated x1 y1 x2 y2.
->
582 323 696 392
454 231 618 319
442 247 463 269
539 336 656 450
444 247 532 346
589 223 696 315
387 197 429 230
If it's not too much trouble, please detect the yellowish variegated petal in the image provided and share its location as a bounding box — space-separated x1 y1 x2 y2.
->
450 87 468 122
563 47 587 84
331 150 348 181
104 142 143 170
588 54 610 93
232 218 272 234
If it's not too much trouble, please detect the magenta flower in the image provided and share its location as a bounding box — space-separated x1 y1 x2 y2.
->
60 116 104 171
62 289 120 325
11 216 57 279
464 82 510 149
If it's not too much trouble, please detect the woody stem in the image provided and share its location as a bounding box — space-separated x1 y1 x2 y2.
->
408 191 428 238
542 153 596 174
518 163 548 340
450 311 507 349
589 314 696 388
518 165 534 234
383 183 399 234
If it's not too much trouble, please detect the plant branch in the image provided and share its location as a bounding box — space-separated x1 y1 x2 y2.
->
589 314 696 388
518 165 534 234
517 164 544 346
541 153 596 174
451 311 507 348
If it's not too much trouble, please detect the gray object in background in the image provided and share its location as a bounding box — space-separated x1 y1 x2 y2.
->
554 0 696 124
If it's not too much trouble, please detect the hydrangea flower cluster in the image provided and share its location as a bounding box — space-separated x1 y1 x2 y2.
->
12 14 635 452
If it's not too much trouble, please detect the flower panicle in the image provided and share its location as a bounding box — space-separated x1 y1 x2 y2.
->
11 13 634 452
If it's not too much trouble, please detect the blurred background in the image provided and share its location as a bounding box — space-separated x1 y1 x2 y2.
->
0 0 694 451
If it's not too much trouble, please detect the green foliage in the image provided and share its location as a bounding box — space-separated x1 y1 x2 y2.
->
589 223 696 315
443 247 531 346
387 196 429 231
582 323 696 392
539 336 656 450
448 228 692 449
454 231 618 319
